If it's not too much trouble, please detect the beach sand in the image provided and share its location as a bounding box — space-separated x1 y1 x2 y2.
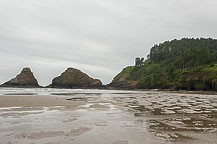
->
0 93 162 144
0 95 84 107
0 89 217 144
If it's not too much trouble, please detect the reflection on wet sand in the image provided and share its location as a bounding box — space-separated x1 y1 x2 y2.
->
0 88 217 144
117 92 217 143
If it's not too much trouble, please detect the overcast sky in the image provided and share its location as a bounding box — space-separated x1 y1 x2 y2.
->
0 0 217 86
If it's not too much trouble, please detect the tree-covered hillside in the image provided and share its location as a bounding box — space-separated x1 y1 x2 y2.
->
109 38 217 90
148 38 217 69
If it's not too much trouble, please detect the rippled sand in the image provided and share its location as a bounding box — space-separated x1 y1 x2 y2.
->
0 88 217 144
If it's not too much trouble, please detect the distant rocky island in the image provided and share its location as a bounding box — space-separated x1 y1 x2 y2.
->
1 67 40 88
47 68 102 88
109 38 217 91
0 67 102 89
1 38 217 91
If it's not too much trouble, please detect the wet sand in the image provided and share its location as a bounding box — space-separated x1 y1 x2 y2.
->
0 95 84 107
0 88 217 144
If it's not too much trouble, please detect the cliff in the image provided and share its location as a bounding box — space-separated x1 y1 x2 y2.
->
108 66 138 89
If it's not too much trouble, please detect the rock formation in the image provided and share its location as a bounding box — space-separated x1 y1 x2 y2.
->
108 70 138 89
1 67 40 87
49 68 102 88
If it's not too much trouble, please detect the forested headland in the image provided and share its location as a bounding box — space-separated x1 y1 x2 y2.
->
109 38 217 90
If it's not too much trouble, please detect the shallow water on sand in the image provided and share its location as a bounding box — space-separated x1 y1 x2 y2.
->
0 88 217 144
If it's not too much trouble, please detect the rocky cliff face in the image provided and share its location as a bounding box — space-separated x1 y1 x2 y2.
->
50 68 102 88
1 67 40 87
108 77 138 89
108 67 138 89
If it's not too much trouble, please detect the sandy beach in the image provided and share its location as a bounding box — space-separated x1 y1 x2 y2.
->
0 95 84 107
0 88 217 144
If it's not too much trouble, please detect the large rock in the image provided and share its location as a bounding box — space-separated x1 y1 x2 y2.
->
1 67 40 87
50 68 102 88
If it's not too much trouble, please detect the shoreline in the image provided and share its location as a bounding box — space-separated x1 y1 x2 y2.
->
1 86 217 96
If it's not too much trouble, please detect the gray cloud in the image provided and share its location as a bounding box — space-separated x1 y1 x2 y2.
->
0 0 217 86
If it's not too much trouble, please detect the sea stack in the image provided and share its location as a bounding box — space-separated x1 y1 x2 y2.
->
49 67 102 88
1 67 40 87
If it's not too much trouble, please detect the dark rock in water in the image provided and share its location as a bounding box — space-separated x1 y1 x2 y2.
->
1 67 40 87
49 68 102 88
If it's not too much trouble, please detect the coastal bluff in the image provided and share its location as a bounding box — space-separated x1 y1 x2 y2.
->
1 67 40 88
48 68 102 88
108 38 217 90
108 67 138 89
